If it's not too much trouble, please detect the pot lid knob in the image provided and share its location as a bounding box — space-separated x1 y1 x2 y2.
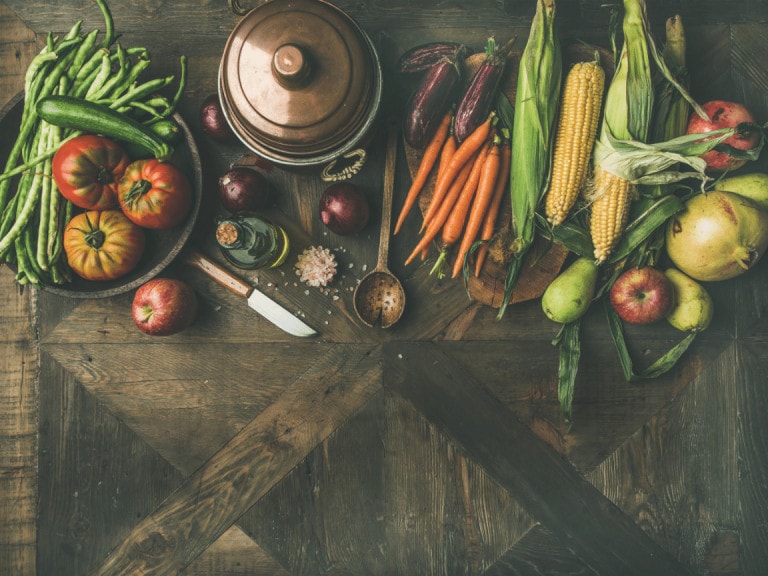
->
272 44 311 88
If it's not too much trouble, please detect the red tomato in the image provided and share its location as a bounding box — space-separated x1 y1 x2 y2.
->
118 159 192 230
52 135 131 210
63 210 146 281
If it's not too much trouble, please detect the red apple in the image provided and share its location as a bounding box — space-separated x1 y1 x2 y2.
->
132 278 198 336
686 100 761 172
609 266 674 325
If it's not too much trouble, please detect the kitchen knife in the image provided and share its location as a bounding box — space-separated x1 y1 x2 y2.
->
181 248 317 337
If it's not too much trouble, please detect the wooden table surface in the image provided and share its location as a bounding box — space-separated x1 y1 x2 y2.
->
2 1 768 575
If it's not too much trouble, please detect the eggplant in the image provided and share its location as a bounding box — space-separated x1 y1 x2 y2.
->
454 37 515 143
398 42 466 75
403 57 462 149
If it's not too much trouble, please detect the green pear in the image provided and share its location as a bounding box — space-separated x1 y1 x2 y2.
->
717 172 768 211
541 257 599 323
664 268 714 332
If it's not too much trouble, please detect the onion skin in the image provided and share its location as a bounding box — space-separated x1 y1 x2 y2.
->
403 57 462 149
218 167 274 213
318 183 370 236
200 94 238 144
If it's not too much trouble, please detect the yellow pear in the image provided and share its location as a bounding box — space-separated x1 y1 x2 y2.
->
664 268 714 332
541 257 599 323
717 172 768 211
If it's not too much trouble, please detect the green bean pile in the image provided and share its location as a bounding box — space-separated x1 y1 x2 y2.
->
0 0 186 286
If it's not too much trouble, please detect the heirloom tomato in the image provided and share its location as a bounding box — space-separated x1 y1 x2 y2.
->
52 134 130 210
63 210 146 281
118 159 192 229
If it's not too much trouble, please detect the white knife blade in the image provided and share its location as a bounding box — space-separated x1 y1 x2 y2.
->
182 248 317 337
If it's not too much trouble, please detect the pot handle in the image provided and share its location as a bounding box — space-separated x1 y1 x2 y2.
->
320 149 367 182
227 0 269 16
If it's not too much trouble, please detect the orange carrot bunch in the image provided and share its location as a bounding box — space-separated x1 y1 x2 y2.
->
397 113 509 280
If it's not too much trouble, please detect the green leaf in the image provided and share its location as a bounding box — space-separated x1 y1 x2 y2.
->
536 213 593 256
608 193 683 263
552 320 581 423
604 300 697 382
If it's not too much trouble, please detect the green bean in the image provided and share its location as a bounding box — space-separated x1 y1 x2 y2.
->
61 19 83 43
85 52 112 99
74 46 109 86
68 29 100 82
36 123 54 270
108 75 174 110
91 44 127 100
24 52 57 97
96 0 115 49
0 127 49 257
109 52 152 99
0 189 21 250
46 125 63 263
22 222 46 285
165 55 187 117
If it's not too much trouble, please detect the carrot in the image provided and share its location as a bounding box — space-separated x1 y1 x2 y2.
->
452 136 502 279
395 111 452 235
474 137 510 277
431 141 490 278
404 149 480 266
420 113 494 230
436 127 457 182
420 150 475 234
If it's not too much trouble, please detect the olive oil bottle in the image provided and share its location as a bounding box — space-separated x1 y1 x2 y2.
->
214 212 289 269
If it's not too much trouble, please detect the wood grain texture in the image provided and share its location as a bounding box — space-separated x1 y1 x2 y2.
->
3 2 768 575
0 4 35 576
93 346 382 575
385 342 694 576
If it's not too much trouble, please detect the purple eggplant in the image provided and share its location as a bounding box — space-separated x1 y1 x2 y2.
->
398 42 466 75
403 57 462 149
454 37 515 144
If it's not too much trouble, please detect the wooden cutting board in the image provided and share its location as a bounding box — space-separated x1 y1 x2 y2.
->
403 42 614 307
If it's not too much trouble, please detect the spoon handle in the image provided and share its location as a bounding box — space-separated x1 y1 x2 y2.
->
377 119 399 268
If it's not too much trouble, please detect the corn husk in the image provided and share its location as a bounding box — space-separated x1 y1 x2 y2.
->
498 0 562 317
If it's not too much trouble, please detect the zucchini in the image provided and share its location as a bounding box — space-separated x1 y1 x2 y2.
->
36 95 173 162
122 118 182 159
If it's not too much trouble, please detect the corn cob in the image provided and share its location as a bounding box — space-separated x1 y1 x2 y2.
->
544 59 605 226
590 164 637 261
589 0 654 262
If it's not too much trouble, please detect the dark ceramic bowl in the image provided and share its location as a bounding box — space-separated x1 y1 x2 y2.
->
0 92 203 298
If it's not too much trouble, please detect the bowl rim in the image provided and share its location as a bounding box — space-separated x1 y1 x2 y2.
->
0 91 203 299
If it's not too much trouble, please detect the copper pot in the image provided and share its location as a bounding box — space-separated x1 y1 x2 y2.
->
219 0 383 176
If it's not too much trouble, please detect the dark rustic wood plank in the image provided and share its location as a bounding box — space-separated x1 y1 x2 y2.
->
0 273 37 576
36 355 184 575
736 338 768 576
485 525 596 576
243 390 534 574
184 527 290 576
0 4 36 576
584 339 767 575
91 345 382 575
385 342 695 576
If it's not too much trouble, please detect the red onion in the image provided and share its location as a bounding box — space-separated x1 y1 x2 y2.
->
318 183 370 236
218 167 274 213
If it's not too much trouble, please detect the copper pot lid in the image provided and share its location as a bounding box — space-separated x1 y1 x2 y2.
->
220 0 381 160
